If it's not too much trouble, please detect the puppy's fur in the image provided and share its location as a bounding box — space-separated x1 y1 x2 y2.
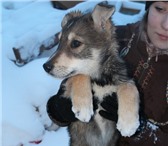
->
44 3 140 146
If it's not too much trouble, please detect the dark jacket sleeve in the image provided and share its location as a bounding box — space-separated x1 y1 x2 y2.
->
118 122 168 146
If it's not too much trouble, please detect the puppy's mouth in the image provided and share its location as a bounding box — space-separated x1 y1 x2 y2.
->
50 70 76 79
63 70 76 78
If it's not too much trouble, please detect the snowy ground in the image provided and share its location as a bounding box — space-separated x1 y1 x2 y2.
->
1 1 145 146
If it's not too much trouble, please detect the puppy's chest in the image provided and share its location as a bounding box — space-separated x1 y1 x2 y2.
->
92 83 117 101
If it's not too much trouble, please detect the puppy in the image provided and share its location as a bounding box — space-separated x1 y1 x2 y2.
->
44 3 140 146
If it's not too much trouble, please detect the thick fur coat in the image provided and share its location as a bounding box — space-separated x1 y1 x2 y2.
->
44 3 140 146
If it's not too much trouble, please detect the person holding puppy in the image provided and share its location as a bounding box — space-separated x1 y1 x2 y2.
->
47 1 168 146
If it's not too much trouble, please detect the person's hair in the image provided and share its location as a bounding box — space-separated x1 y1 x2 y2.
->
138 10 149 41
145 1 155 10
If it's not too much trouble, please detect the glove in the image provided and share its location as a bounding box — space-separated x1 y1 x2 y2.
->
99 93 118 122
99 92 147 135
47 94 77 127
47 80 98 126
47 95 98 126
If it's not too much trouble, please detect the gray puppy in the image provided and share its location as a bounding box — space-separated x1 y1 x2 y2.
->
44 2 140 146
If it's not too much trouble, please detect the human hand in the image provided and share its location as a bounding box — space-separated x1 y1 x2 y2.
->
99 93 147 135
99 93 118 122
47 94 98 126
47 95 77 127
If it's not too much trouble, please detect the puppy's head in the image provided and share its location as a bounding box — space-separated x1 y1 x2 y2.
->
43 3 115 79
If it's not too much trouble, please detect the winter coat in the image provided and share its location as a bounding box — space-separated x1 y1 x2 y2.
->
116 22 168 146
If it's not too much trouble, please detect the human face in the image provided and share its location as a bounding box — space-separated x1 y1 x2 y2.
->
147 2 168 49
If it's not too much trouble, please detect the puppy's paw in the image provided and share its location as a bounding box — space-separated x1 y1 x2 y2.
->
117 115 140 137
72 104 94 122
116 82 140 137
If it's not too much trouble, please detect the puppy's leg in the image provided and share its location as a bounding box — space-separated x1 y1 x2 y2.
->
116 82 140 137
67 75 93 122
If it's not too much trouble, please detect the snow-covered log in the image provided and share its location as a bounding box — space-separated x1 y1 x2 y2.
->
12 33 59 66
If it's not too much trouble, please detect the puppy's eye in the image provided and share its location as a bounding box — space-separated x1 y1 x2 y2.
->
71 40 81 48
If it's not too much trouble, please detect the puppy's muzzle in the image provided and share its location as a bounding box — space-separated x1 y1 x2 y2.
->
43 63 53 73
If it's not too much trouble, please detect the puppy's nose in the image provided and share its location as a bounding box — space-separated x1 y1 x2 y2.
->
43 63 53 73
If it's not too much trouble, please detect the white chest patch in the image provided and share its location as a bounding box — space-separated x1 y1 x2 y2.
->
92 83 117 101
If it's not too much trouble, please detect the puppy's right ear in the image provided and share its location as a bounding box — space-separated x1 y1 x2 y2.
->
61 11 83 28
92 2 115 31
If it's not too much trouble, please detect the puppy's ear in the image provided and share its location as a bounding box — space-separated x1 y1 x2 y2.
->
61 11 83 28
91 3 115 31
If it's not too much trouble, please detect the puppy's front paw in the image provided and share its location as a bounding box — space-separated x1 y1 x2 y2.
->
117 115 140 137
116 82 140 137
72 104 94 122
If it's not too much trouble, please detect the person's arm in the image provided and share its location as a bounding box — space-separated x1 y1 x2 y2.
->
99 94 168 141
47 75 98 126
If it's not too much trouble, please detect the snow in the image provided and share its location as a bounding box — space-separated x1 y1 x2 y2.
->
1 0 145 146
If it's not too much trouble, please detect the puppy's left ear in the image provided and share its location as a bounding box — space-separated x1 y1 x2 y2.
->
61 11 83 28
92 3 115 31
